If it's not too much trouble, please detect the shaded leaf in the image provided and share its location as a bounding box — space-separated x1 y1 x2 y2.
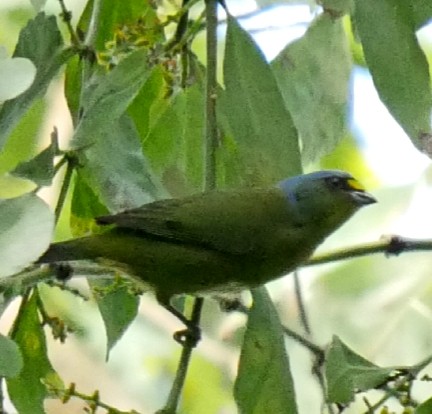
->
11 137 56 186
70 173 109 236
76 114 163 212
219 15 301 186
65 0 164 121
0 56 36 101
411 1 432 28
234 287 298 414
0 99 46 176
320 0 353 15
0 13 74 149
272 14 351 162
143 82 205 194
90 279 139 359
0 334 23 378
7 292 63 414
71 49 165 211
0 193 54 277
354 0 432 153
325 335 393 403
128 65 169 143
416 397 432 414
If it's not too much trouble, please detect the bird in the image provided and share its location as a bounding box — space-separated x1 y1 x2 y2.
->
37 170 376 331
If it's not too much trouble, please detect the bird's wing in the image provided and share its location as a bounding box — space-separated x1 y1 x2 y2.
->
96 188 289 255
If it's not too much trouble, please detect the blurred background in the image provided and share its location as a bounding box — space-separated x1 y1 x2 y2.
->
1 0 432 413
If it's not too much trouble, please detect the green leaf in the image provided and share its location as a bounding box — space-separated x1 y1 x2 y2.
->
143 82 205 193
70 173 109 236
0 99 46 176
272 14 351 162
0 193 54 277
234 287 298 414
128 65 169 143
7 292 63 414
90 279 139 359
354 0 432 152
411 1 432 28
71 49 165 211
65 0 164 122
0 12 74 150
325 335 394 403
75 114 164 212
219 15 301 186
416 397 432 414
76 0 162 51
320 0 353 15
0 334 23 378
0 55 36 101
140 92 183 179
11 136 56 186
72 49 151 144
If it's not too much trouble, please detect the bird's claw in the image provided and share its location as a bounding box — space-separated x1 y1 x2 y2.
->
173 325 201 347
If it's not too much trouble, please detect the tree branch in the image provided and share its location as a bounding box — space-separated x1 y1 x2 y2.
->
306 235 432 267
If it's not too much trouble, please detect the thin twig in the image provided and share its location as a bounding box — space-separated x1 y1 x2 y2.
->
306 236 432 267
57 0 81 46
54 154 75 224
204 0 218 191
293 270 311 334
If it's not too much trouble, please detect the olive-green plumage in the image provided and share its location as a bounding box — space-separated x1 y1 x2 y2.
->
38 170 376 304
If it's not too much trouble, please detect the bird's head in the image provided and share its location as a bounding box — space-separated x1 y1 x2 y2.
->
278 170 376 233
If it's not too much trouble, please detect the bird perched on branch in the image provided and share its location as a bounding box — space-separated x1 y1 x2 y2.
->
38 170 376 331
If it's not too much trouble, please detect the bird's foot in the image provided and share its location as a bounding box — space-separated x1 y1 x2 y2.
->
173 325 201 348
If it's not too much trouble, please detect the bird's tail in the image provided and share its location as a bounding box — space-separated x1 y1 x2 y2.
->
37 239 89 264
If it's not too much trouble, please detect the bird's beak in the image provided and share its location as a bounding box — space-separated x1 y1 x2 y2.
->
352 190 377 206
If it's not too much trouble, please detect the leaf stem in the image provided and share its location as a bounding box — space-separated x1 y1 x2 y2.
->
54 154 76 224
204 0 218 192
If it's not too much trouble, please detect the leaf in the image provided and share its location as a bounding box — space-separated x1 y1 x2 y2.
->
0 99 46 176
354 0 432 153
320 0 353 15
0 193 54 277
70 173 109 236
11 137 56 186
7 292 63 414
234 287 298 414
325 335 394 403
65 0 164 121
416 397 432 414
128 65 169 143
0 55 36 101
71 49 165 211
76 0 162 51
72 49 151 144
411 1 432 28
90 279 139 359
0 12 74 150
272 14 351 162
75 114 164 212
0 334 23 378
142 82 205 193
219 15 301 186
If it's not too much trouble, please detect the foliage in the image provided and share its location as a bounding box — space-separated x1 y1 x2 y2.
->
0 0 431 413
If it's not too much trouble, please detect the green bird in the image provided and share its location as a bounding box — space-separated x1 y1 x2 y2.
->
38 170 375 326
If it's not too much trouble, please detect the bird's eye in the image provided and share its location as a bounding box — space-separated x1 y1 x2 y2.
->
326 176 366 193
327 177 346 190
